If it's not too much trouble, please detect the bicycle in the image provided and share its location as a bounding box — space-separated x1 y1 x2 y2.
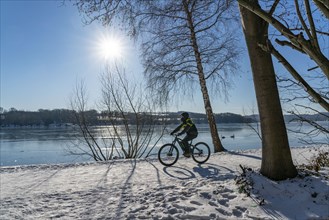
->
158 135 211 166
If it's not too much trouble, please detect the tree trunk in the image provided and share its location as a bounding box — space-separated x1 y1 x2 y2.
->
239 0 297 180
197 65 225 153
183 0 225 152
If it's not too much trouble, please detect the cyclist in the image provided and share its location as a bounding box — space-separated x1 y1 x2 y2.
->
170 112 198 157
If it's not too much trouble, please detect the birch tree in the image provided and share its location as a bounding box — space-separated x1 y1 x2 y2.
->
138 0 240 152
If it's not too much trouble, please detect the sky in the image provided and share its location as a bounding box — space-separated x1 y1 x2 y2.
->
0 0 259 115
1 0 324 115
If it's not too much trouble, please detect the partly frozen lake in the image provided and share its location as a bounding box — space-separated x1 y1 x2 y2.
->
1 122 327 166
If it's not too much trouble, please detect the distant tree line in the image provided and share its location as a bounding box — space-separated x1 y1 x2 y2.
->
0 108 91 127
0 107 259 127
189 112 256 124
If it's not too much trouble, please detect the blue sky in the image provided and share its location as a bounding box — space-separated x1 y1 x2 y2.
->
2 0 315 115
1 0 144 111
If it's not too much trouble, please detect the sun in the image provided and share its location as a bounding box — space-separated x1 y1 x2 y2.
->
97 36 123 60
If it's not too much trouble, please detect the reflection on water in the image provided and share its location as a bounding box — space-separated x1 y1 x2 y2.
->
1 122 327 166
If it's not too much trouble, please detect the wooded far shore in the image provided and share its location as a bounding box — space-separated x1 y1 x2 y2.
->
1 108 327 127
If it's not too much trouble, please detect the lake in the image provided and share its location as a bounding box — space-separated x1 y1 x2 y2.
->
1 122 328 166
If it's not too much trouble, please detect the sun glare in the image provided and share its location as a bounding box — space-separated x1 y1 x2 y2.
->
97 36 123 60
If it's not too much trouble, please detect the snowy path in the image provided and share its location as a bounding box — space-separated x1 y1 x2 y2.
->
1 146 328 219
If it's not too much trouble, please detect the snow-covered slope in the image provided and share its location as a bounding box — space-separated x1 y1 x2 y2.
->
1 146 328 219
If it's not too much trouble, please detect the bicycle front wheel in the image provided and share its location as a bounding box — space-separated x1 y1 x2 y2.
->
158 144 179 166
192 142 211 164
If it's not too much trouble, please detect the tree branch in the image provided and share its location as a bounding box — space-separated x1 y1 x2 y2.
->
261 40 329 112
275 39 305 53
304 0 320 50
269 0 280 16
237 0 329 79
294 0 313 42
313 0 329 19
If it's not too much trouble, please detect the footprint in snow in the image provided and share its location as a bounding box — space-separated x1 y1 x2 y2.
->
217 198 229 207
172 203 197 212
129 205 149 213
199 192 212 200
232 206 248 217
222 193 237 200
190 200 203 206
208 200 218 207
216 207 231 216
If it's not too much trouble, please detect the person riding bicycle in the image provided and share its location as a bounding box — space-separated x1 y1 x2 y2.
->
170 112 198 157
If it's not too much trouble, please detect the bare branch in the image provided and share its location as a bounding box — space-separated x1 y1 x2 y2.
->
304 0 320 50
238 0 329 79
269 0 280 16
294 0 313 42
275 39 305 53
262 40 329 112
313 0 329 19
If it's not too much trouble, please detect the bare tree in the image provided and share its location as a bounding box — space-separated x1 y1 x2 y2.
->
139 0 241 152
69 66 166 161
238 0 328 164
73 0 241 152
238 0 329 78
237 0 329 112
239 0 298 180
100 65 166 159
69 80 109 161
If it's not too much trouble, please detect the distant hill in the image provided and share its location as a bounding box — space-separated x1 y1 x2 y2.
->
1 108 327 127
186 112 328 123
283 112 329 122
241 112 328 123
166 112 256 124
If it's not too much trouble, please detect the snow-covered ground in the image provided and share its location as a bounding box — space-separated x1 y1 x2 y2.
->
1 145 328 219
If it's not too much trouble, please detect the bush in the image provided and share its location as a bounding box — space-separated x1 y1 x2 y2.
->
301 150 329 173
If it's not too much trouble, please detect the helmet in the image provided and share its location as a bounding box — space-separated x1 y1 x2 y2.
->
180 112 189 120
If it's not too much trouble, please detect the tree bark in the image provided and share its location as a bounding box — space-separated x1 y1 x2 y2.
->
239 0 297 180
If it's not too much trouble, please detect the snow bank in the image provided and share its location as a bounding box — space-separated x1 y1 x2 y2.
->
1 145 328 219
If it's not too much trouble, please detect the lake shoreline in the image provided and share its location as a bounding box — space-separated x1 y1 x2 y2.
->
1 123 327 166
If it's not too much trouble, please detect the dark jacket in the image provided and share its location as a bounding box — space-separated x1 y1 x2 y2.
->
172 118 198 136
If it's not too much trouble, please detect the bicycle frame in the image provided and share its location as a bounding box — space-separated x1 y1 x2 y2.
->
174 136 205 156
172 135 193 150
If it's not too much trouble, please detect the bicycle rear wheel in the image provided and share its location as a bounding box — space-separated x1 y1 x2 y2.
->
158 144 179 166
192 142 210 164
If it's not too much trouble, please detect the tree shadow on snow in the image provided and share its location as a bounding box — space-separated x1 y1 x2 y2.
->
23 169 62 194
114 159 137 219
96 163 113 187
227 151 262 160
146 160 163 185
